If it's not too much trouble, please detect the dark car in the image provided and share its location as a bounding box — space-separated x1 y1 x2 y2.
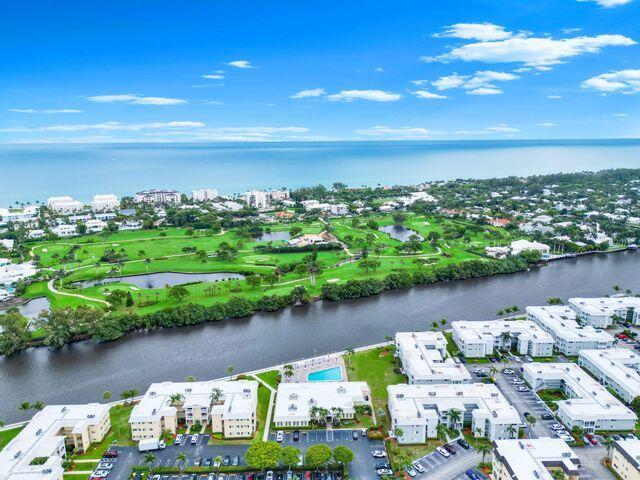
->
237 475 245 480
375 462 391 470
541 413 554 420
466 470 480 480
103 450 118 458
444 444 457 454
457 438 470 449
293 430 300 441
203 458 212 467
276 473 283 480
223 456 231 466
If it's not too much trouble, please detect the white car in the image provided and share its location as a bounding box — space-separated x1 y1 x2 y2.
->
404 466 418 477
511 379 525 385
551 424 565 430
412 461 425 473
97 463 113 470
276 431 284 442
372 450 387 458
190 434 198 444
502 369 515 375
376 469 393 476
516 386 529 392
436 446 450 458
175 434 183 445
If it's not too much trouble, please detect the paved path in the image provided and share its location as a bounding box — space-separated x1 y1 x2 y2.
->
249 373 276 441
47 279 109 305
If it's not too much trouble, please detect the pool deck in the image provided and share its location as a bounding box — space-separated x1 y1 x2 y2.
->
282 354 347 383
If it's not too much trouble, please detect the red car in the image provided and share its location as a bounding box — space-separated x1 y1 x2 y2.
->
616 334 628 339
585 434 598 445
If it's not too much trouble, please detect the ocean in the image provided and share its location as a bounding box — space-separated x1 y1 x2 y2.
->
1 139 640 205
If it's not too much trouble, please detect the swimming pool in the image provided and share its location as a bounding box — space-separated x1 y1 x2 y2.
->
307 366 343 382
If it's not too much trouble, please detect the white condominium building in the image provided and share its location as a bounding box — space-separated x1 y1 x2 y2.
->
191 189 219 202
388 383 520 444
273 382 372 428
51 224 77 237
269 190 289 201
243 190 270 210
612 438 640 480
578 349 640 403
569 297 640 328
0 403 111 480
90 194 119 212
0 205 39 224
135 189 181 205
395 331 471 384
527 305 615 356
85 219 107 233
452 320 554 358
329 204 349 216
129 380 258 441
522 363 637 433
492 438 580 480
46 196 84 214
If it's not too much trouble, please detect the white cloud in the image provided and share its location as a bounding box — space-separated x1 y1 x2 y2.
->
562 28 583 35
535 122 557 127
9 108 82 114
86 94 186 105
191 126 308 142
613 113 628 117
581 69 640 93
374 67 385 73
0 121 204 133
412 90 448 99
424 33 636 68
326 90 401 102
431 70 519 95
227 60 254 69
290 88 326 99
467 87 503 95
547 94 563 99
578 0 633 8
202 74 225 80
411 80 429 86
434 23 513 41
355 126 435 139
205 100 224 105
486 124 520 132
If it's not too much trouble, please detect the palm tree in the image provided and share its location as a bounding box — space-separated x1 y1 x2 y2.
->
436 422 449 442
144 453 157 467
227 365 234 380
32 401 45 411
604 436 614 458
210 388 223 405
432 321 439 331
393 427 404 440
448 409 462 431
476 443 492 463
440 318 447 328
500 331 511 352
103 391 112 402
507 424 517 439
186 375 196 382
525 415 536 434
170 393 184 405
176 452 187 471
282 364 295 380
17 401 31 412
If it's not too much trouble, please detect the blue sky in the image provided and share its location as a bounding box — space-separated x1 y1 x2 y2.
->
1 0 639 143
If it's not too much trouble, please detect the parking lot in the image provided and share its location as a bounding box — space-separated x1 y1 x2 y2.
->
270 429 385 480
408 441 483 480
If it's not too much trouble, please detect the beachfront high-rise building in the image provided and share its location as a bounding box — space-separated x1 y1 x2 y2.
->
243 190 270 210
191 189 219 202
46 196 84 214
90 194 119 212
135 189 181 205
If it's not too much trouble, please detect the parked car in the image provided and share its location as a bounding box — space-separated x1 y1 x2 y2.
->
375 462 391 470
223 456 231 466
266 472 274 480
190 435 198 445
293 430 300 441
194 458 202 466
232 456 240 467
586 434 598 445
103 450 119 458
551 423 565 430
436 446 450 458
457 438 470 449
175 434 183 445
376 469 393 477
203 458 212 467
466 470 481 480
541 413 554 420
352 430 358 440
404 465 418 477
517 386 529 392
444 444 457 455
511 379 525 385
412 461 425 473
371 450 387 458
276 431 284 442
502 369 515 374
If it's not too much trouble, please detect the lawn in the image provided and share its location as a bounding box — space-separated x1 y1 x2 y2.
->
72 404 134 459
537 389 567 412
346 345 406 431
255 370 280 390
0 425 24 451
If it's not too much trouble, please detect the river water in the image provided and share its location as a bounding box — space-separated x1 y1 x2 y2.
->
1 251 639 422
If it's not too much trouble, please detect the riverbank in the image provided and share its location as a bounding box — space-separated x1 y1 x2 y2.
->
1 249 639 423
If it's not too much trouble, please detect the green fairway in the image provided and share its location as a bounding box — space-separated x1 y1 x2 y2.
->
0 426 24 451
23 213 517 316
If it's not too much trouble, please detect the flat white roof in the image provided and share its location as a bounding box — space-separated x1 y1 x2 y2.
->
396 331 471 382
527 305 614 342
452 319 553 345
274 382 370 423
388 383 520 425
130 380 258 424
522 363 636 421
0 404 109 480
569 297 640 316
494 438 579 480
614 438 640 470
580 349 640 398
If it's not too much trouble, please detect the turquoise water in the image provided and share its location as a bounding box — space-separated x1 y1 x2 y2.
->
307 366 343 382
2 140 640 205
